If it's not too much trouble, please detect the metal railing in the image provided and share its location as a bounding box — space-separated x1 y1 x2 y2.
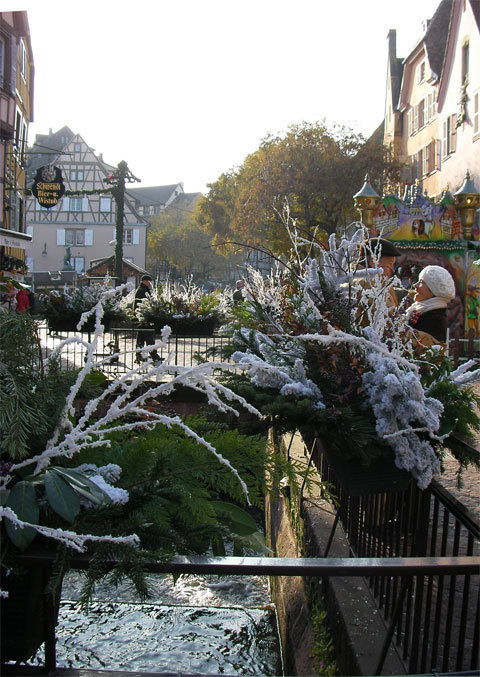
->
2 553 478 677
37 324 233 374
308 437 480 675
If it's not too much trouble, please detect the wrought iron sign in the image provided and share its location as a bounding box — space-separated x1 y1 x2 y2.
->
31 165 65 208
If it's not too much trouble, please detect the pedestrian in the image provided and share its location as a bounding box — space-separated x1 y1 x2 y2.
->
15 284 30 313
233 280 245 303
134 275 161 364
405 265 456 343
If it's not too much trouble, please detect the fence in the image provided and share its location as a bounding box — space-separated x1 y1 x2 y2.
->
37 324 233 375
447 327 479 366
2 552 478 677
309 437 479 675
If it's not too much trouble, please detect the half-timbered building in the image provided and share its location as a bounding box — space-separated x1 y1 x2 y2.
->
25 126 149 282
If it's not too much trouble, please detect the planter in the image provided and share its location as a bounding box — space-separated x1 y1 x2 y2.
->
47 316 111 333
309 435 411 497
0 560 62 663
153 316 219 336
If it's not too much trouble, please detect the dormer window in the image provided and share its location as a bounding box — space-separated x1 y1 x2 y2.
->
417 60 426 84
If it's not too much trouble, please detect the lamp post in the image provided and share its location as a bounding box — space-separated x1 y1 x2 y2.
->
353 174 381 236
453 170 480 241
103 160 140 285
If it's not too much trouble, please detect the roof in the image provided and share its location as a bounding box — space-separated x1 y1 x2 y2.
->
27 125 76 182
169 192 202 208
86 256 149 276
470 0 480 32
127 184 183 206
424 0 453 79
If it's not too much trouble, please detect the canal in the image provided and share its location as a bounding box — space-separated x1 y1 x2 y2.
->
32 570 283 675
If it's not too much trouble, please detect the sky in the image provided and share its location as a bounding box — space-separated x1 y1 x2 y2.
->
5 0 441 194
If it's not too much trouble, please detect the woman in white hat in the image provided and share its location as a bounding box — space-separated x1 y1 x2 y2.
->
405 265 456 343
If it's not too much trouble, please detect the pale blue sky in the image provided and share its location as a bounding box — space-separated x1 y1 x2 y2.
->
6 0 440 193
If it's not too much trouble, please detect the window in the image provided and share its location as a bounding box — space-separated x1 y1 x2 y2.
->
138 205 144 215
70 197 84 211
427 92 436 122
72 256 85 273
416 149 423 180
417 61 426 83
70 170 84 181
100 196 111 212
0 37 4 88
474 91 479 137
123 228 139 245
65 229 85 246
418 99 426 129
20 39 26 82
442 114 457 157
462 40 469 84
407 109 414 136
74 143 81 152
426 140 436 174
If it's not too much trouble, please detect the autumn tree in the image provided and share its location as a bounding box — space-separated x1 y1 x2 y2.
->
147 195 242 283
196 120 402 256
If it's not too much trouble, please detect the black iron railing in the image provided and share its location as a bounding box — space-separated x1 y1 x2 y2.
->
309 437 480 675
36 324 233 374
2 553 478 677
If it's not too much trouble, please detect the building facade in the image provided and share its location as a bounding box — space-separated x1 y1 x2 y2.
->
0 11 33 272
384 0 480 208
25 127 149 282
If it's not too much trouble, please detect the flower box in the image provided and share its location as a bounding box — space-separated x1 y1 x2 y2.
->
319 441 411 497
153 316 219 336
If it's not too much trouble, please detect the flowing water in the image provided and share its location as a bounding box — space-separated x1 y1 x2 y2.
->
32 570 283 675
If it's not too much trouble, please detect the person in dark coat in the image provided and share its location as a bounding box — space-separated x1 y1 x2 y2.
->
134 275 161 364
405 265 455 343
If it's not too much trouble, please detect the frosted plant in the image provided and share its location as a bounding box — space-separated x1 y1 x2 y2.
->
0 285 260 562
361 337 444 488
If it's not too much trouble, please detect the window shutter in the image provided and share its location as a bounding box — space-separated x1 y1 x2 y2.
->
437 139 442 169
442 121 448 157
414 105 419 132
84 229 93 245
451 114 457 152
26 225 34 238
82 197 88 212
63 197 70 211
132 229 139 244
57 229 66 245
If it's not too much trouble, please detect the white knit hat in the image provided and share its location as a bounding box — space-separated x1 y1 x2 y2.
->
419 265 455 300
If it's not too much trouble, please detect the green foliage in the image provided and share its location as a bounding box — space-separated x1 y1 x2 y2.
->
310 597 338 676
146 194 242 282
196 120 403 255
0 313 74 459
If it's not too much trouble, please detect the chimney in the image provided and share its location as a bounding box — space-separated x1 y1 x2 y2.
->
387 29 397 61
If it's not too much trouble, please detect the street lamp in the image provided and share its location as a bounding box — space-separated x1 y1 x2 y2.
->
453 170 480 240
353 174 381 236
